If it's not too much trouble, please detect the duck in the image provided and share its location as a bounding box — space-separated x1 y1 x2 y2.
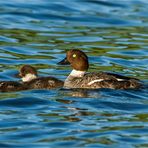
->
0 65 64 92
58 49 142 89
19 65 64 89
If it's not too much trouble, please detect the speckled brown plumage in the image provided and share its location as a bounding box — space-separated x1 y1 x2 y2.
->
64 72 141 89
0 81 27 92
23 77 64 89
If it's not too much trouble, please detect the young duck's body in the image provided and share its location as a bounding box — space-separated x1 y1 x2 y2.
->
0 81 26 92
19 65 64 89
58 49 142 89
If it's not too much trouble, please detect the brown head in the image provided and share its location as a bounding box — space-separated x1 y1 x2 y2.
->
19 65 38 82
58 49 89 71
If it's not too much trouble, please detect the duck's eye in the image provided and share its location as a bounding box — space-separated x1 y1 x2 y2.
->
73 54 77 58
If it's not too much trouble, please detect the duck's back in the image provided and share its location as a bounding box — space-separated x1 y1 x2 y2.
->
0 81 26 92
24 77 64 89
65 72 142 89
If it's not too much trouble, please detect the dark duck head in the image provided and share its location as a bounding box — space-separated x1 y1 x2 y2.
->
19 65 38 82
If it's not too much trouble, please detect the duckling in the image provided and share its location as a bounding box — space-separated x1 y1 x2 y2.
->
19 65 64 89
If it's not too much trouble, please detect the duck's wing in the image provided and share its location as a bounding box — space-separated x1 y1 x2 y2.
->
83 72 140 81
105 72 139 81
81 72 141 89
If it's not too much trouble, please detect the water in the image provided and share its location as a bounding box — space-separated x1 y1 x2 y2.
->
0 0 148 147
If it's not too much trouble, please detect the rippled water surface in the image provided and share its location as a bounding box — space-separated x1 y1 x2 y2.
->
0 0 148 147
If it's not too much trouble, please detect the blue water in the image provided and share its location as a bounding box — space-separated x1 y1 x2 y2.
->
0 0 148 147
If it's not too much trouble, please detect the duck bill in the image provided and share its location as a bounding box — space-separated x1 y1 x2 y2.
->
58 57 70 65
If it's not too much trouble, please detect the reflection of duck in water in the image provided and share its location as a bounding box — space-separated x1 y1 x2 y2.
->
59 88 102 98
19 65 64 90
59 88 89 98
58 49 142 89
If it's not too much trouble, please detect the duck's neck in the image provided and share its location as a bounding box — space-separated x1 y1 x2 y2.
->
64 69 86 88
22 74 37 82
68 69 85 78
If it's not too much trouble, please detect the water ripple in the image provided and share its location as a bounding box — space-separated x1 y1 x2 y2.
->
0 0 148 147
